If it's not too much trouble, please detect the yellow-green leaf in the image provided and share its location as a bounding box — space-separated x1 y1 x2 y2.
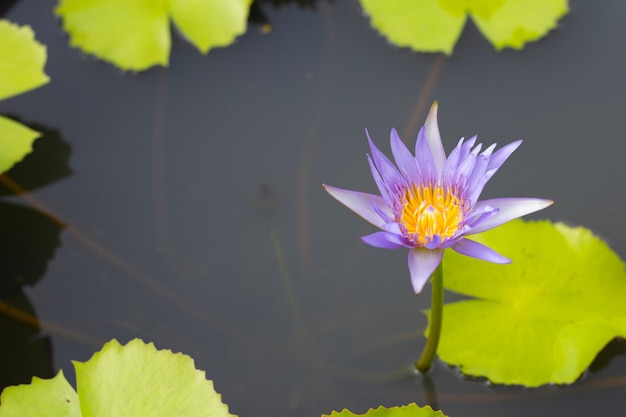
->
323 404 447 417
0 20 49 101
55 0 171 71
170 0 253 54
471 0 569 50
0 339 235 416
430 220 626 387
360 0 466 55
360 0 568 54
438 0 506 20
74 339 235 417
0 116 41 175
55 0 253 71
0 371 80 417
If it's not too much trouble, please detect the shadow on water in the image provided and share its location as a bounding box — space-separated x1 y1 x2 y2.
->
0 121 114 389
0 293 53 390
0 0 20 18
589 339 626 374
0 121 71 390
0 120 73 196
249 0 334 28
0 202 63 294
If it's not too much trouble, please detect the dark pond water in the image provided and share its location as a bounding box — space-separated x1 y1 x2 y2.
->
2 0 626 416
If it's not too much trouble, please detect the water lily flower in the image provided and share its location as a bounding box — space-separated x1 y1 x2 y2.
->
324 102 553 295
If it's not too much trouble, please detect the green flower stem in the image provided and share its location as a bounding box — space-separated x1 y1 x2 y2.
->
415 262 444 373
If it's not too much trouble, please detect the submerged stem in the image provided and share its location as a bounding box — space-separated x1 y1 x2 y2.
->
415 262 444 373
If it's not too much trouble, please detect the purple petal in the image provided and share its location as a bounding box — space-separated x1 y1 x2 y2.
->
383 222 403 234
463 203 498 229
362 231 410 249
481 143 497 157
367 155 391 202
458 135 478 161
451 238 511 263
423 234 443 249
373 203 393 224
424 102 447 176
466 141 523 202
443 137 481 187
465 144 495 197
454 143 481 182
390 128 419 180
323 184 391 229
467 167 497 204
461 135 483 159
487 140 522 172
467 198 554 234
367 130 404 189
442 137 464 184
414 126 437 183
408 247 444 294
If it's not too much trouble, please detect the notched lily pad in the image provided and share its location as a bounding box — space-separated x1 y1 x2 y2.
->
0 20 49 101
0 121 73 194
0 21 48 174
430 220 626 387
55 0 253 71
323 404 448 417
0 370 80 417
470 0 569 50
359 0 465 54
75 339 235 416
170 0 252 54
0 339 235 417
54 0 171 71
359 0 568 54
0 116 41 175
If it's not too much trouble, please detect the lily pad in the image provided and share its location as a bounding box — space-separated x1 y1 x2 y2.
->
0 339 235 417
429 220 626 386
0 371 80 417
54 0 171 71
359 0 465 54
470 0 569 50
0 21 48 174
0 116 41 175
170 0 252 54
359 0 568 54
323 404 447 417
0 20 49 101
55 0 253 71
75 339 234 416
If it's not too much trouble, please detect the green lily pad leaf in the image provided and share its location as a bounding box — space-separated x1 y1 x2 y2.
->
0 370 80 417
359 0 568 54
74 339 235 416
55 0 252 71
170 0 253 54
0 116 41 175
55 0 171 71
0 339 234 416
0 20 49 101
470 0 569 50
431 220 626 387
438 0 506 20
323 404 448 417
359 0 466 55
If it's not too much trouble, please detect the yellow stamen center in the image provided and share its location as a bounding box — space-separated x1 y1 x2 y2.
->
400 184 464 246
